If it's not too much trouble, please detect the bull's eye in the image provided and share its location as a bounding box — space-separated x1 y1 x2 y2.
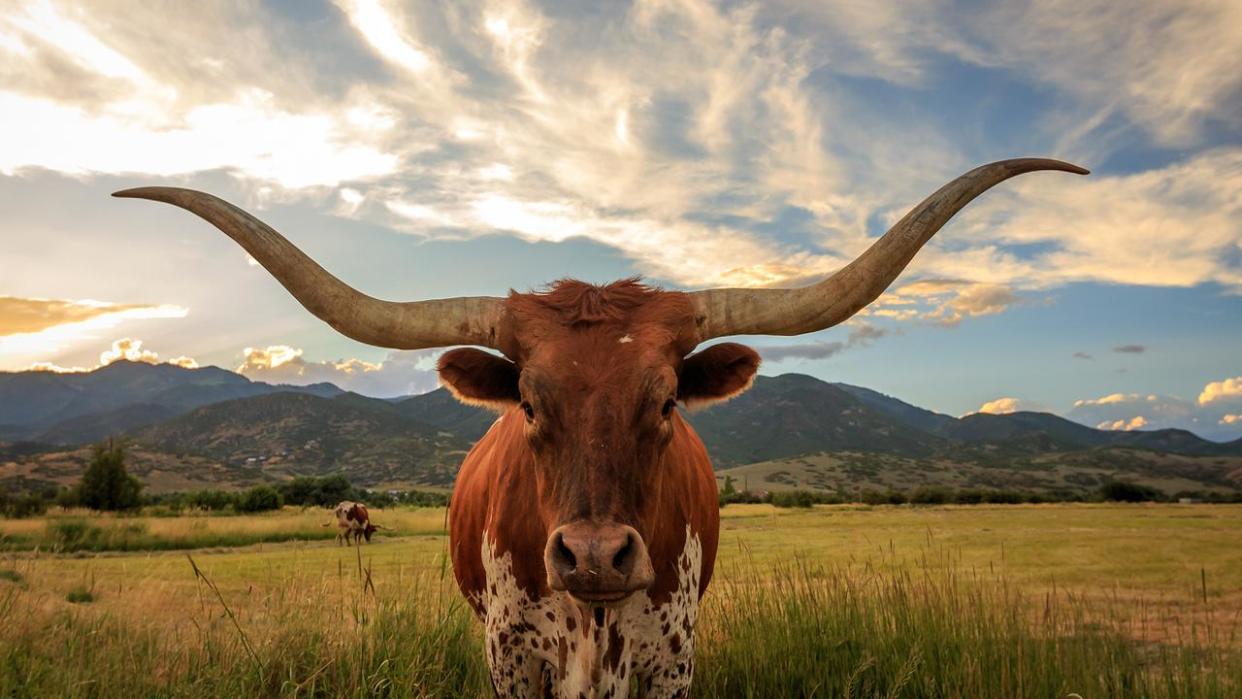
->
521 401 535 422
661 398 677 419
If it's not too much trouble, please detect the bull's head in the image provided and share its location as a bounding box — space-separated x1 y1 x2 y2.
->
115 158 1086 602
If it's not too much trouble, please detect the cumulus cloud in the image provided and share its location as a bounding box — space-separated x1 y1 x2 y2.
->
28 337 198 373
972 397 1028 415
1199 377 1242 406
1113 345 1146 354
1067 376 1242 441
759 323 886 363
1097 415 1148 431
236 345 442 397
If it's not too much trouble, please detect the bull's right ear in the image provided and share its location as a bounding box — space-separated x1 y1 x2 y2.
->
437 348 521 411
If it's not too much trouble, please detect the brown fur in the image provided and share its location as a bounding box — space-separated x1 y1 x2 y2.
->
445 280 750 601
444 279 754 693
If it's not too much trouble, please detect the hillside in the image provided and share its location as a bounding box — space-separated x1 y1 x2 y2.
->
2 363 1240 495
0 361 342 443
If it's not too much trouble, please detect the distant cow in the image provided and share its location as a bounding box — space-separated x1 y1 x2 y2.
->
328 501 379 546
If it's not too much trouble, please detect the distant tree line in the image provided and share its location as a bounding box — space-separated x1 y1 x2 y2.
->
1 441 451 518
718 475 1242 509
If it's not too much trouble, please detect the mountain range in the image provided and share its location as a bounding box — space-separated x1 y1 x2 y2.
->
1 362 1239 495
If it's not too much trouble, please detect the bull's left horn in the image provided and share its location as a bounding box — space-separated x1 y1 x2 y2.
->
688 158 1087 341
113 187 507 350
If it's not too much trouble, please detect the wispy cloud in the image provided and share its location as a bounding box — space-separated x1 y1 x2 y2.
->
759 323 887 363
1113 344 1146 354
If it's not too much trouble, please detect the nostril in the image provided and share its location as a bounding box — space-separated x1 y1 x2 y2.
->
612 533 634 574
552 532 577 572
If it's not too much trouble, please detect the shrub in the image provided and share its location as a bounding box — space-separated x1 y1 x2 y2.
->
1099 481 1162 503
65 587 94 604
983 490 1024 504
48 519 104 550
237 485 283 513
0 569 22 584
769 490 820 508
2 493 47 519
954 489 985 505
185 490 238 512
860 489 907 506
909 487 951 505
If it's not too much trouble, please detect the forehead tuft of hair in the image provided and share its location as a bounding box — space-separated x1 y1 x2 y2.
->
511 278 666 326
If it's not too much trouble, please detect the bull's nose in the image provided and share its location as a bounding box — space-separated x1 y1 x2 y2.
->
544 522 654 601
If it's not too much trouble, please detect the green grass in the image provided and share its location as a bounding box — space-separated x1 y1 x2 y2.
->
0 504 1238 697
0 569 21 584
0 506 447 553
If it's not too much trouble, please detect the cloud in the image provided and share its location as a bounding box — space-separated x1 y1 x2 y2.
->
1 0 1239 310
28 337 198 373
1113 345 1146 354
1199 377 1242 406
1097 415 1148 431
953 149 1242 293
0 297 188 369
1073 352 1093 360
0 296 170 336
236 345 442 398
972 397 1029 415
759 323 886 363
869 281 1021 327
1067 377 1242 441
1220 415 1242 426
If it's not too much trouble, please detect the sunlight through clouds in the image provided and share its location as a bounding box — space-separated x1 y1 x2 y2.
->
0 298 188 369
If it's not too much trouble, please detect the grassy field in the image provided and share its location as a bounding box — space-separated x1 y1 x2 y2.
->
1 503 1239 697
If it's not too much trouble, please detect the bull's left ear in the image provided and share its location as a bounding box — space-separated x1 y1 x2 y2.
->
437 348 521 411
678 342 760 408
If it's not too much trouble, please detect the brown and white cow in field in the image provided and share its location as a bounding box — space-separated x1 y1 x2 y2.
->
329 501 378 546
116 158 1085 697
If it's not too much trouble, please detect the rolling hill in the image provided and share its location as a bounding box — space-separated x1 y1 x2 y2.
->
2 363 1240 494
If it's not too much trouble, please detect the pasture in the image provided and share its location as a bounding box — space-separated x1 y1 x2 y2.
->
1 503 1239 697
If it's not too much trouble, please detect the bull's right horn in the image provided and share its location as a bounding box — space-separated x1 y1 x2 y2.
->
688 158 1088 341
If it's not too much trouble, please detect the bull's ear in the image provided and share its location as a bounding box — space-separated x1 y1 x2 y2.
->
678 342 760 408
437 348 521 411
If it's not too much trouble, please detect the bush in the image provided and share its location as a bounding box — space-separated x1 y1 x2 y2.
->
770 490 831 508
909 487 951 505
860 489 907 506
1099 481 1163 503
65 587 94 604
0 569 22 584
279 474 356 508
48 519 104 550
78 440 142 511
237 485 283 513
1 493 47 519
184 490 238 512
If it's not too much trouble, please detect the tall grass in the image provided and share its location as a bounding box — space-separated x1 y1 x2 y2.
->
695 556 1239 697
0 547 1236 698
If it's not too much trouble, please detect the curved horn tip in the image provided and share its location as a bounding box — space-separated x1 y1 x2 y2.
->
1001 158 1089 176
112 186 185 200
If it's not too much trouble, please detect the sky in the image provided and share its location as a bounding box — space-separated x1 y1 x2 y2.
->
1 0 1240 440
